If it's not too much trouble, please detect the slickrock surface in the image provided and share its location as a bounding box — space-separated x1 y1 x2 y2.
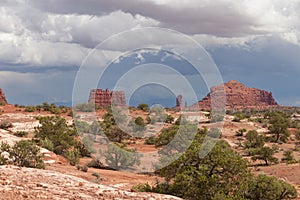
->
0 165 181 200
191 80 278 110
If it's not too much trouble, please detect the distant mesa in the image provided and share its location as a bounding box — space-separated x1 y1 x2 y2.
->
88 88 126 109
190 80 278 110
0 88 7 104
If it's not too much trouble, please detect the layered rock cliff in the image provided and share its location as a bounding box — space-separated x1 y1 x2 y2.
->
191 80 278 110
89 89 126 109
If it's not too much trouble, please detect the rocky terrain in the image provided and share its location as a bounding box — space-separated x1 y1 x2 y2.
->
191 80 278 110
0 165 181 200
1 82 300 199
0 88 7 104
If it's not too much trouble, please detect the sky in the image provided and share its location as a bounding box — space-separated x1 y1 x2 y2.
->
0 0 300 107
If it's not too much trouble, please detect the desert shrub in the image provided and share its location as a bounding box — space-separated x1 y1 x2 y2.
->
75 103 95 112
63 149 81 166
251 146 278 166
235 128 247 136
154 125 179 147
0 141 45 169
207 127 222 139
232 113 247 122
100 108 130 143
41 102 61 114
135 131 297 200
129 117 146 136
174 115 189 125
165 115 174 123
34 116 90 165
87 159 105 169
244 130 265 149
0 121 13 130
210 114 224 123
144 136 156 145
11 140 45 169
81 165 88 172
137 103 149 112
282 150 297 164
268 112 290 143
24 106 36 112
247 174 297 200
103 143 140 170
13 131 29 137
92 172 101 179
40 138 54 151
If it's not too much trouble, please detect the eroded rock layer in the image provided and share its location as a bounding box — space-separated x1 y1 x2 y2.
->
191 80 278 110
89 89 126 109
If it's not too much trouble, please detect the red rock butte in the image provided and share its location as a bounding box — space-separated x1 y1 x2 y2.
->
88 89 126 109
0 88 7 104
190 80 278 110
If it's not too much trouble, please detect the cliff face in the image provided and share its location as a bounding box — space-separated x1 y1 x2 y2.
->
89 89 126 109
0 88 7 104
192 80 278 110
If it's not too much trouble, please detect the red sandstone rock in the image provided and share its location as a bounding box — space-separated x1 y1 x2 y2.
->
0 88 7 104
175 95 183 108
89 89 126 109
191 80 278 110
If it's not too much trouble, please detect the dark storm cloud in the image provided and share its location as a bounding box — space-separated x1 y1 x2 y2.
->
31 0 263 37
209 34 300 106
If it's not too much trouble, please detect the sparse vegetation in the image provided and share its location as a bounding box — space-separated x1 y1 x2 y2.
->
282 150 298 164
13 131 29 137
0 121 13 130
75 103 95 112
0 141 45 169
33 116 90 165
267 112 290 143
103 143 140 170
137 103 149 112
251 146 278 166
135 130 297 199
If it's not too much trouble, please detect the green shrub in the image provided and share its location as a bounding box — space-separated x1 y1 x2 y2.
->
34 116 90 164
24 106 35 112
87 159 105 169
63 149 80 166
144 136 156 145
137 103 149 112
92 172 100 179
251 146 278 166
282 150 297 164
0 141 45 169
136 130 297 200
13 131 29 137
0 121 13 130
81 165 88 172
104 143 140 170
75 103 95 112
247 174 297 200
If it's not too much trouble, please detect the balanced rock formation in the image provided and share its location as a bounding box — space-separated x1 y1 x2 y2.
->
0 88 7 104
175 94 183 108
89 89 126 109
191 80 278 110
